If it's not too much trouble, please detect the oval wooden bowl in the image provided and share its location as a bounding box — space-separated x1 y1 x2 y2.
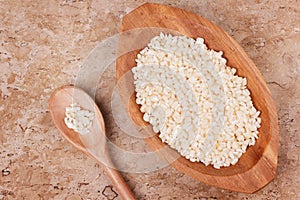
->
116 3 278 193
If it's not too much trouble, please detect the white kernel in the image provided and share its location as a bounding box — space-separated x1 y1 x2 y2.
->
132 33 261 169
64 103 95 135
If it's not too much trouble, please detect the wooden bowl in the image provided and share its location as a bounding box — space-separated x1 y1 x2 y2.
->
116 3 278 193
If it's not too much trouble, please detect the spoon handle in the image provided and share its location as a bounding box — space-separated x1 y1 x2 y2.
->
86 150 135 200
102 160 136 200
76 127 135 199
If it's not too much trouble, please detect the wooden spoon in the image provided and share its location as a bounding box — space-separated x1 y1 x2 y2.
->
116 3 279 193
49 85 135 200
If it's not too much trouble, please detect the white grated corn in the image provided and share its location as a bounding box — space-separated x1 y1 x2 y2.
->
64 103 95 135
132 33 261 169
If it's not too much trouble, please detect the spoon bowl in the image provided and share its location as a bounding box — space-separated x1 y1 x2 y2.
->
49 85 135 199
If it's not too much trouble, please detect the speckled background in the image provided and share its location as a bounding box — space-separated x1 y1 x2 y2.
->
0 0 299 199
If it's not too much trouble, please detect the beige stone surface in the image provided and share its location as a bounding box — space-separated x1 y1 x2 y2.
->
0 0 299 199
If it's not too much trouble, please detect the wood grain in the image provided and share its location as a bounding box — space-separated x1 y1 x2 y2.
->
49 86 136 200
116 3 278 193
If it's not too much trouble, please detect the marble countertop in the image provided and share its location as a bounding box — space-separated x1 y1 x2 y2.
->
0 0 299 199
